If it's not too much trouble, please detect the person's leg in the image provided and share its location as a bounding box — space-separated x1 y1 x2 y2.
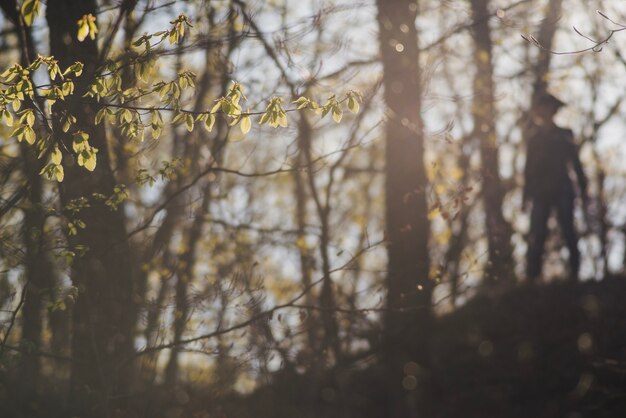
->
527 199 550 283
557 194 580 281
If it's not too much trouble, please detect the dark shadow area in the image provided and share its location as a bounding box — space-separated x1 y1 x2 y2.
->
6 276 625 418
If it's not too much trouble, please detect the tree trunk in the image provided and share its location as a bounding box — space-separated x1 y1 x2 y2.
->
469 0 514 284
298 113 342 364
163 193 209 386
46 1 137 416
0 0 60 407
376 0 432 416
528 0 563 108
18 148 49 405
294 115 320 367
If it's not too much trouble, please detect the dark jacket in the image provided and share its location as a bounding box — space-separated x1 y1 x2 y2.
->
523 123 587 202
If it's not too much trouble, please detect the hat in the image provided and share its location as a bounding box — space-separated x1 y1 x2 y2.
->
537 92 566 108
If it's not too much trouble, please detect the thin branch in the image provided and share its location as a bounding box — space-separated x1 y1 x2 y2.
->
133 239 384 358
522 10 626 55
0 281 27 359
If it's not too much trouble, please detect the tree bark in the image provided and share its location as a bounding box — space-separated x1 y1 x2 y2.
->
528 0 563 108
0 0 61 407
376 0 432 416
17 148 49 405
298 113 342 364
46 1 137 416
469 0 514 284
294 115 321 366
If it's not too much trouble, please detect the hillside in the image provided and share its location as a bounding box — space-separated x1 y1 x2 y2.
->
218 276 626 418
429 276 626 417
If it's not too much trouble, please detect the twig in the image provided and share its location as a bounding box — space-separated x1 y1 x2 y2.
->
522 10 626 55
0 281 27 359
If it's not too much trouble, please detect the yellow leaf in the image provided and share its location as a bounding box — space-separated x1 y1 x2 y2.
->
25 110 35 127
332 107 343 123
21 0 40 26
88 20 98 40
348 97 359 114
4 110 13 127
204 114 215 132
278 113 288 127
168 29 178 44
84 153 96 171
24 126 35 144
184 113 194 132
77 21 89 42
151 127 161 140
240 115 251 134
51 146 62 165
293 97 309 109
55 165 64 182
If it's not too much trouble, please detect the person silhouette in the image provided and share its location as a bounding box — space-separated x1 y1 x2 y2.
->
523 93 588 283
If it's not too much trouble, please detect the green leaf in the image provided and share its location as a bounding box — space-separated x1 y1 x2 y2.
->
51 146 62 165
121 109 133 124
48 63 60 80
11 125 24 141
210 101 222 114
64 62 83 77
54 165 64 182
332 106 343 123
3 109 14 127
348 96 359 114
95 107 107 125
25 110 35 127
204 113 215 132
151 109 162 124
21 0 40 26
294 97 309 110
38 163 49 176
24 125 35 144
72 132 89 153
62 80 74 96
77 20 89 42
171 113 184 125
184 113 194 132
221 100 233 115
84 153 96 171
168 29 179 44
88 17 98 40
77 14 97 42
240 115 251 134
157 83 171 100
151 127 162 140
278 113 288 127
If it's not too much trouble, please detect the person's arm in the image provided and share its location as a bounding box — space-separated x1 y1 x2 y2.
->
572 145 588 202
566 131 588 202
523 137 536 208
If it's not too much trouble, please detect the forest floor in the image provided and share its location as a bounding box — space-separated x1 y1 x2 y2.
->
5 275 626 418
427 275 626 418
214 275 626 418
